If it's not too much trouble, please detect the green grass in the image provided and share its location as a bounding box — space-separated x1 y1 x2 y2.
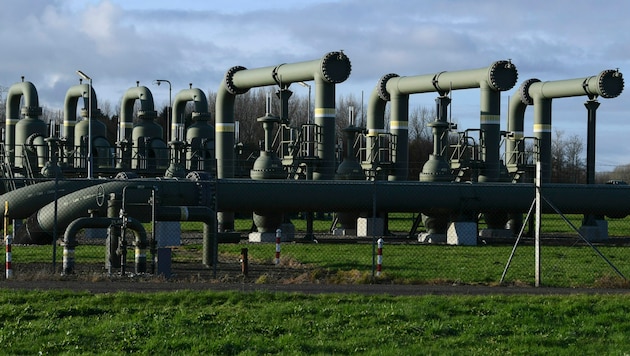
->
0 290 629 355
219 243 630 287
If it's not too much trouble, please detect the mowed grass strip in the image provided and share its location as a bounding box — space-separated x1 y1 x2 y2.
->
0 290 629 355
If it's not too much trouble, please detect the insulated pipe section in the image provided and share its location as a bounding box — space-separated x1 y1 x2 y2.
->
510 70 624 182
172 88 210 141
62 216 147 274
4 80 43 166
215 179 630 218
216 51 352 180
63 84 98 150
368 60 518 181
14 179 210 245
0 179 102 219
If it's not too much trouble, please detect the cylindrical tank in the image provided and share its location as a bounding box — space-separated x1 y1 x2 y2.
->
15 117 47 168
131 114 166 170
74 118 108 168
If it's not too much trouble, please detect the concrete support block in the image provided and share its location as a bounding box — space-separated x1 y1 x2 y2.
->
447 221 478 246
357 218 384 237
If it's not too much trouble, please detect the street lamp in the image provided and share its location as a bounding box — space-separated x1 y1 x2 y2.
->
76 70 93 179
297 81 312 124
154 79 172 142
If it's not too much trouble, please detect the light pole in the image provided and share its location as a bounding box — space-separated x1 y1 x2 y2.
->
76 70 93 179
297 81 312 124
154 79 172 142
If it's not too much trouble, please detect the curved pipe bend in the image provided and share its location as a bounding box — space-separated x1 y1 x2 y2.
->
172 88 209 142
119 85 157 141
5 81 43 165
63 84 98 148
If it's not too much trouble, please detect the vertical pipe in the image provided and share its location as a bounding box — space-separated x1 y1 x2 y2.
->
388 92 409 181
585 100 600 184
478 81 503 182
533 98 553 183
312 78 337 180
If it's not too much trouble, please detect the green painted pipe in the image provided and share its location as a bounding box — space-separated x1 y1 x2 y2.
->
0 179 102 219
5 80 43 166
63 84 98 152
214 179 630 218
62 216 147 274
367 61 517 181
508 70 624 182
216 51 351 180
14 179 210 244
215 51 351 230
172 88 209 142
117 85 159 169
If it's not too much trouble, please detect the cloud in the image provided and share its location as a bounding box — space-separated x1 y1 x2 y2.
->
1 0 629 169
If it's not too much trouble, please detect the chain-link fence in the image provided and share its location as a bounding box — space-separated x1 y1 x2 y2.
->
2 177 630 288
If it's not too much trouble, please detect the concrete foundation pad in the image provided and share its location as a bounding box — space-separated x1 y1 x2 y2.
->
447 222 477 245
357 218 384 237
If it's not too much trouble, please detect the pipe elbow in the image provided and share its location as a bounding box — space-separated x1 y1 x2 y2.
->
318 51 352 84
486 60 518 91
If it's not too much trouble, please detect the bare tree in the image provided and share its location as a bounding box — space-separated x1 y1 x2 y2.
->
551 129 586 183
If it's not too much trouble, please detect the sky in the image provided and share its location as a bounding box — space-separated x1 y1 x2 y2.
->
1 0 629 171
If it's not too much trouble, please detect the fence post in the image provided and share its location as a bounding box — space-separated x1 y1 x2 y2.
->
275 229 281 265
241 248 248 276
376 238 383 277
5 234 12 279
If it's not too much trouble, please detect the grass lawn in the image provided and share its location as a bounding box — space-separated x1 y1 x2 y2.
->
0 289 628 355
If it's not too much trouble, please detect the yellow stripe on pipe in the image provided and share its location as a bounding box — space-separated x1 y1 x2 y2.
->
367 128 387 137
390 121 408 130
314 108 336 118
215 123 235 132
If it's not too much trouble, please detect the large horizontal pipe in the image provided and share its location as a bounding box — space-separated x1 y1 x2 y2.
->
529 69 623 100
214 179 630 217
383 60 517 96
14 179 211 244
368 60 518 181
1 179 103 219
